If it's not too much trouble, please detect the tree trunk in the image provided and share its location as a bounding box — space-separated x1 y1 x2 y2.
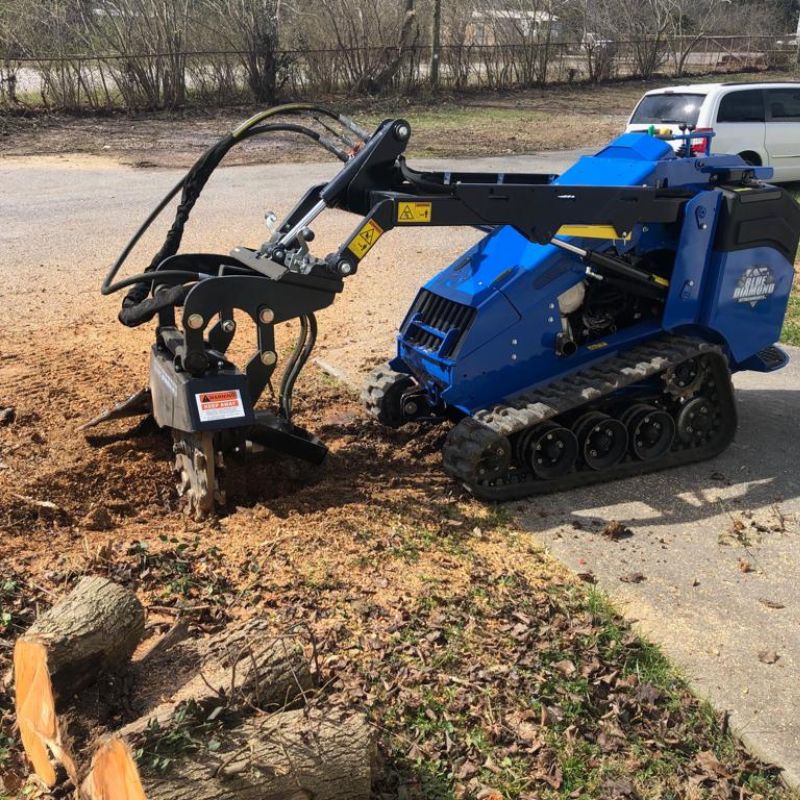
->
368 0 417 94
122 619 313 738
82 710 375 800
430 0 442 89
14 577 145 787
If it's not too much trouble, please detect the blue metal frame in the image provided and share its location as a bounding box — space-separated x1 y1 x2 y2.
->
392 133 792 415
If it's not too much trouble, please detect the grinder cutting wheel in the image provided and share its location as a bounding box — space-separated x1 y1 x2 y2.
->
85 104 800 518
83 103 369 518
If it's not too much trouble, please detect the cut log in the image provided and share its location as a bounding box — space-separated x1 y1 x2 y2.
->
122 619 313 738
14 576 145 787
82 709 375 800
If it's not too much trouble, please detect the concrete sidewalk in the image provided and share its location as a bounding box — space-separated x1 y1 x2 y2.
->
517 359 800 787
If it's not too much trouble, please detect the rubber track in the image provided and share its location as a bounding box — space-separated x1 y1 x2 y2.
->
362 364 411 427
443 335 738 501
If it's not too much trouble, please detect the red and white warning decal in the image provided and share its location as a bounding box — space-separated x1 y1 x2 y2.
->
195 389 245 422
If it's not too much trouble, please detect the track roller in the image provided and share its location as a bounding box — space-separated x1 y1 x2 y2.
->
664 357 704 398
572 411 628 470
516 422 578 479
620 403 675 461
676 397 715 445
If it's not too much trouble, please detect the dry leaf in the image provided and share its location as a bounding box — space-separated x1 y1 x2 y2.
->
601 520 633 540
695 749 730 779
554 659 576 676
758 650 780 665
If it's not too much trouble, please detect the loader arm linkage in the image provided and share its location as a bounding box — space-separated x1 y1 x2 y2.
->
252 118 692 288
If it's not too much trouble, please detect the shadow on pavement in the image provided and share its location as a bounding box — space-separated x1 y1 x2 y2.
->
516 387 800 533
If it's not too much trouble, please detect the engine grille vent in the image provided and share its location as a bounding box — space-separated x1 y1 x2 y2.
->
403 289 476 358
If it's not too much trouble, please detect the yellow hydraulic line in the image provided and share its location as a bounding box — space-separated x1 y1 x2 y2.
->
231 103 334 140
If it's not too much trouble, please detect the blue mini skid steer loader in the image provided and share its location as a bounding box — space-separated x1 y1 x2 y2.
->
85 105 800 517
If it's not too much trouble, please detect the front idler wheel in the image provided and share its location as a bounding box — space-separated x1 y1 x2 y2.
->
362 365 415 428
518 421 578 479
621 403 675 461
442 417 512 484
573 411 628 470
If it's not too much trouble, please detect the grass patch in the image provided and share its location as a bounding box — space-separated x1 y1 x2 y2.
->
366 564 793 799
783 288 800 346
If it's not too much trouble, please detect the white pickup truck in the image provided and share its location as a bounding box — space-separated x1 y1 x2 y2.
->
626 82 800 182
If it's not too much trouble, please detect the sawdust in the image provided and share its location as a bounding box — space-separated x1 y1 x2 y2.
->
1 314 793 799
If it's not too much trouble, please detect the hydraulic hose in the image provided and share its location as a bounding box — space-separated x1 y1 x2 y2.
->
279 314 318 421
279 315 309 421
102 104 365 327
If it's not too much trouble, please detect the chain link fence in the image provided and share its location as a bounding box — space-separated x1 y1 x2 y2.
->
1 34 797 112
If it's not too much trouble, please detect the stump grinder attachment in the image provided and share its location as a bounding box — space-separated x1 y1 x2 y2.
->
88 105 800 518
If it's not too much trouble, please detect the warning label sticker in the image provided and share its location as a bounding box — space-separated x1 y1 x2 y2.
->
397 201 432 224
195 389 245 422
347 218 384 259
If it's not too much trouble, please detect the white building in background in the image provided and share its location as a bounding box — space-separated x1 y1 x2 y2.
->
466 9 562 45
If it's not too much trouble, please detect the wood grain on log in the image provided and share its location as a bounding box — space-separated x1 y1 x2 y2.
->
83 710 375 800
14 577 144 786
122 620 313 739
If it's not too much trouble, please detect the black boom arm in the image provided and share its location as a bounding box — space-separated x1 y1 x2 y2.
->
266 119 690 282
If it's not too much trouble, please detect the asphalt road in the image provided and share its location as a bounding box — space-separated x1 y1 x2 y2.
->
3 148 799 786
0 149 586 346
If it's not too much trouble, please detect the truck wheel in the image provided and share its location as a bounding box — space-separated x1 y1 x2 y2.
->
738 151 761 167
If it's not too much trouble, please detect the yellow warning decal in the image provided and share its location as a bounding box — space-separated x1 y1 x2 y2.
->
587 341 609 351
347 218 384 259
652 275 670 287
557 224 631 241
397 201 433 223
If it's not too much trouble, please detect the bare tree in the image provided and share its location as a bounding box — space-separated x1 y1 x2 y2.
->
307 0 418 94
0 1 19 105
3 0 102 109
617 0 672 79
438 0 477 89
199 0 284 103
81 0 192 109
665 0 727 76
430 0 442 87
566 0 619 82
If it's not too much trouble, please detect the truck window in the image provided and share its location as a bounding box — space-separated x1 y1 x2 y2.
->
630 93 705 125
717 90 765 123
767 88 800 120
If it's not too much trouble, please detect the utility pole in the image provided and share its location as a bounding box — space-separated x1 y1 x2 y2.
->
430 0 442 89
